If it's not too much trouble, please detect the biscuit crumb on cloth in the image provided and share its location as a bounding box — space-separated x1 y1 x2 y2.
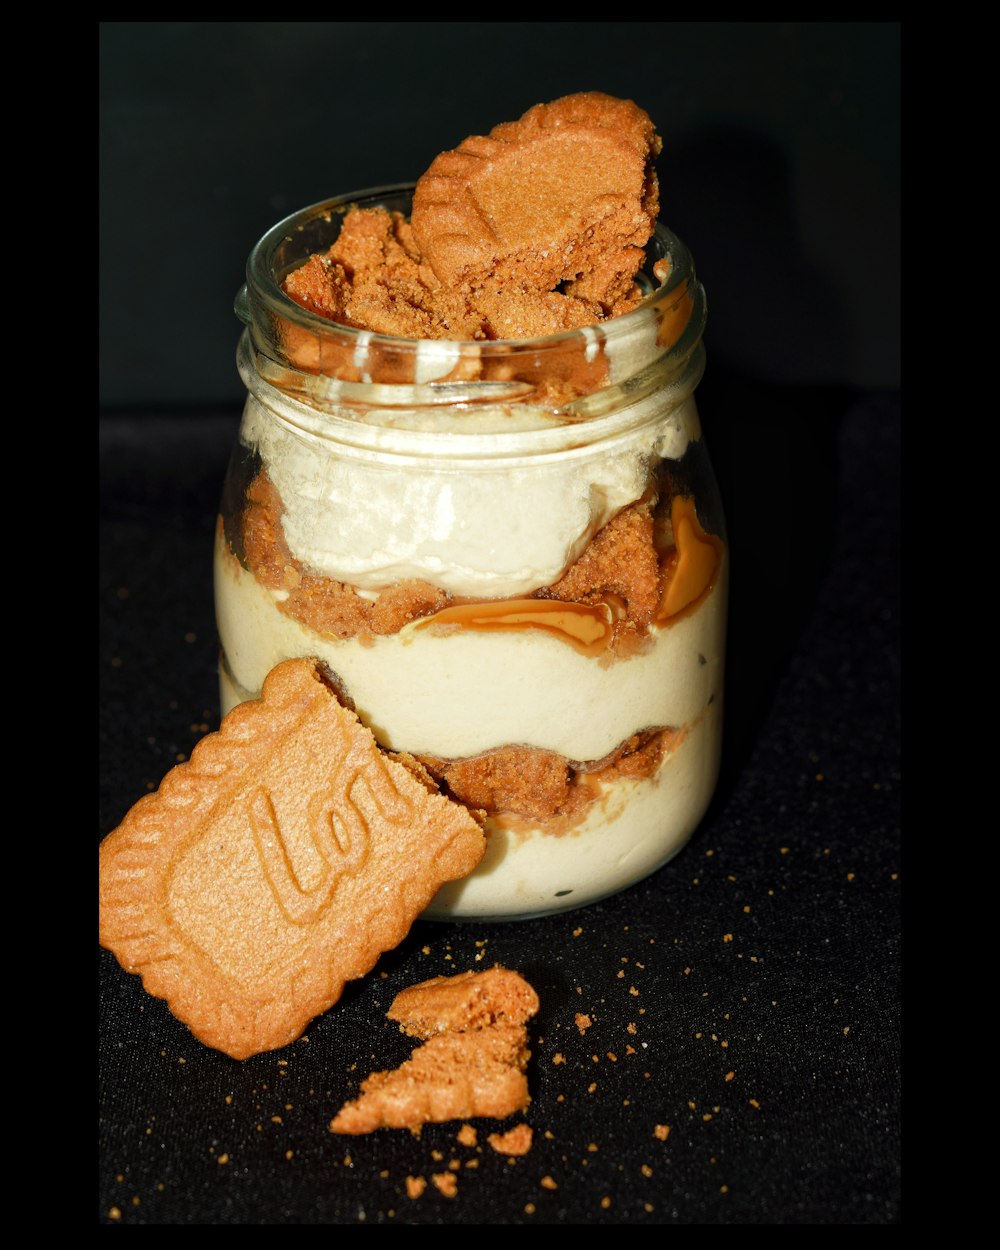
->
487 1124 534 1156
389 966 539 1036
330 967 539 1135
98 658 485 1060
432 1172 459 1198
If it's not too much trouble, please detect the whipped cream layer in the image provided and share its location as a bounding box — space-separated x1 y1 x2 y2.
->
424 710 722 920
215 526 726 761
239 388 701 599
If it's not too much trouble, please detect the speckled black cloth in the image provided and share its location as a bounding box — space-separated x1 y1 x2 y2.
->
99 384 900 1224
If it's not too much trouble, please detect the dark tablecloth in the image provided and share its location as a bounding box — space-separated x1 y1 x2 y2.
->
99 384 900 1224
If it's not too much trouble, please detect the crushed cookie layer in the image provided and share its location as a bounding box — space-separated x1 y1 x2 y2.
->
233 468 690 653
416 728 679 832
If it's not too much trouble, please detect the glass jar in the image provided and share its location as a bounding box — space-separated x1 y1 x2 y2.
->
216 185 727 922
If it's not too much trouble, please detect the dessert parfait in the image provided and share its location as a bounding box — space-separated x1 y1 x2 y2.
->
215 93 727 920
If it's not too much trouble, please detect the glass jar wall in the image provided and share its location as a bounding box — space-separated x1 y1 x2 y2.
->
216 187 727 921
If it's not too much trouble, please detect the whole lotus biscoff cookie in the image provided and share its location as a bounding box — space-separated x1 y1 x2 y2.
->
330 967 539 1134
99 658 485 1060
411 91 661 308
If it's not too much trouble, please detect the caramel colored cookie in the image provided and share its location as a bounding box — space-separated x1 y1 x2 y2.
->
411 92 661 306
388 967 540 1037
99 658 485 1059
330 967 539 1134
329 1024 531 1134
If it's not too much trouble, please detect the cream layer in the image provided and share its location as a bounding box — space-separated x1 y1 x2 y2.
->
424 709 721 920
214 525 726 761
240 390 701 599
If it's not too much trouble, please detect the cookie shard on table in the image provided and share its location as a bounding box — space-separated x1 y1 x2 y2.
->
98 658 486 1060
388 966 540 1038
330 967 539 1135
330 1025 532 1134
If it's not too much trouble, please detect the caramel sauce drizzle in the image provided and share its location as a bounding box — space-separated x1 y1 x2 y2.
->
414 597 617 657
656 495 723 624
412 496 722 653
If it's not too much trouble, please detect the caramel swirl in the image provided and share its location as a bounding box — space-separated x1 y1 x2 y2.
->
413 597 617 657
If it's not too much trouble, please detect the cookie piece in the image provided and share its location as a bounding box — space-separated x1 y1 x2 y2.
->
388 966 540 1038
411 92 661 307
329 1024 531 1134
330 967 539 1134
99 658 486 1059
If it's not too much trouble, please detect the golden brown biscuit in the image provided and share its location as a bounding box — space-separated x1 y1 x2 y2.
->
329 1024 531 1134
388 966 540 1038
99 658 485 1059
329 967 539 1134
411 92 660 306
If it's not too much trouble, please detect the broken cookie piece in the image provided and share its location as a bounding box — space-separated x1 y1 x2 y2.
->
330 967 539 1134
99 658 485 1059
412 92 660 309
283 91 661 341
388 966 540 1038
329 1025 531 1134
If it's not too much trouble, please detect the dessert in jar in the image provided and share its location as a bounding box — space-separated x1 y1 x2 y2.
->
214 93 727 921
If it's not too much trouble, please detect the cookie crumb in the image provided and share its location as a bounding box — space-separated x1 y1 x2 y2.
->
488 1124 533 1156
653 1124 670 1141
457 1124 477 1147
575 1013 592 1034
541 1175 558 1190
432 1172 458 1198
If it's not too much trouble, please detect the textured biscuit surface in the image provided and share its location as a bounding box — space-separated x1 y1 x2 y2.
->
330 967 538 1134
388 967 540 1038
411 91 660 303
99 658 486 1059
282 92 661 357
